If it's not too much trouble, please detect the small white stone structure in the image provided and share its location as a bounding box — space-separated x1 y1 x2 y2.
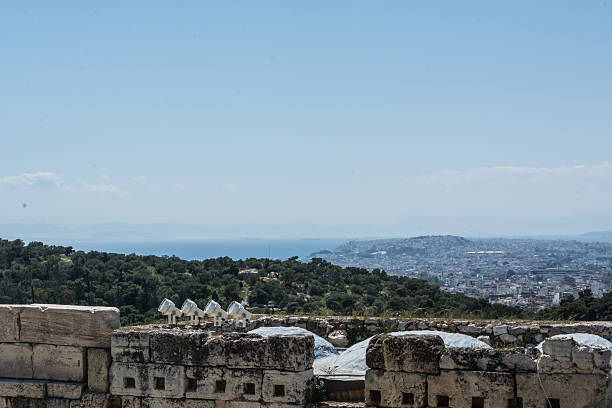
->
180 299 206 325
204 299 228 326
158 298 182 325
227 300 252 328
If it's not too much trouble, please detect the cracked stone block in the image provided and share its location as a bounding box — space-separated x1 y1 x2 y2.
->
19 304 120 348
0 343 33 379
88 348 112 392
365 369 427 407
32 344 86 382
109 362 185 399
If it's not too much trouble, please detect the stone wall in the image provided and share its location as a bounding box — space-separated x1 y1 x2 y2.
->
250 316 612 347
109 328 315 407
0 304 120 408
364 333 612 408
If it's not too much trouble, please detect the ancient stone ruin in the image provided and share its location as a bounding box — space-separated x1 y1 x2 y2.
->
1 304 612 407
365 333 612 407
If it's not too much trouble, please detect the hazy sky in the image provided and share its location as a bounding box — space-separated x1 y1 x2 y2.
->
1 1 611 232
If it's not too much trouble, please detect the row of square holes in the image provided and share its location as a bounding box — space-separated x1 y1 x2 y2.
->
369 391 560 408
124 377 285 397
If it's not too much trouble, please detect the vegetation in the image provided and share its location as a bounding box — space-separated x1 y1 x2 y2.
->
0 238 534 325
537 290 612 321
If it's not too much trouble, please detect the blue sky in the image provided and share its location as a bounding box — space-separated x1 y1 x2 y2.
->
1 1 611 235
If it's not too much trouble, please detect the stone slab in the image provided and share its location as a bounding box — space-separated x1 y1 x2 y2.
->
47 382 86 399
0 343 33 379
19 304 120 348
365 369 427 407
427 370 515 408
109 362 185 399
262 369 313 404
88 348 111 392
32 344 86 382
0 306 19 342
0 379 46 399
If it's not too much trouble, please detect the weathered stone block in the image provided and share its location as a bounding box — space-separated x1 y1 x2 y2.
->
439 348 536 372
263 335 314 372
70 391 112 408
185 367 263 401
88 348 111 392
427 370 515 408
109 362 185 398
149 330 314 371
0 306 19 342
0 379 46 399
47 382 86 399
0 343 33 379
149 329 217 366
261 369 313 404
112 330 151 363
542 337 573 360
517 372 608 408
368 334 445 373
32 344 86 382
19 304 120 348
365 369 427 407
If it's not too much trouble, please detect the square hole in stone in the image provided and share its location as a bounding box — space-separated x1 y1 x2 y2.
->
124 377 136 389
402 392 414 405
548 399 560 408
154 377 165 390
244 382 256 395
437 395 450 408
274 384 285 397
370 390 381 403
215 380 226 393
186 378 197 392
508 398 523 408
472 397 484 408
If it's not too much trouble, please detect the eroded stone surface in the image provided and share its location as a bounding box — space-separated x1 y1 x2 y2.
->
32 344 86 382
262 369 314 404
0 306 19 342
0 379 46 399
427 370 515 408
19 304 120 348
365 369 427 407
0 343 33 379
366 334 444 374
46 382 86 399
88 348 112 392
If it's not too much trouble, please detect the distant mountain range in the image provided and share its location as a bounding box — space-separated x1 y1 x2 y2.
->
1 220 611 243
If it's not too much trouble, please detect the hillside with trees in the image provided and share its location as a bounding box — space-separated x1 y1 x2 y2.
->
0 238 535 324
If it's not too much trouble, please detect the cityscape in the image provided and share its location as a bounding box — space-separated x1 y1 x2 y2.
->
312 235 612 311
